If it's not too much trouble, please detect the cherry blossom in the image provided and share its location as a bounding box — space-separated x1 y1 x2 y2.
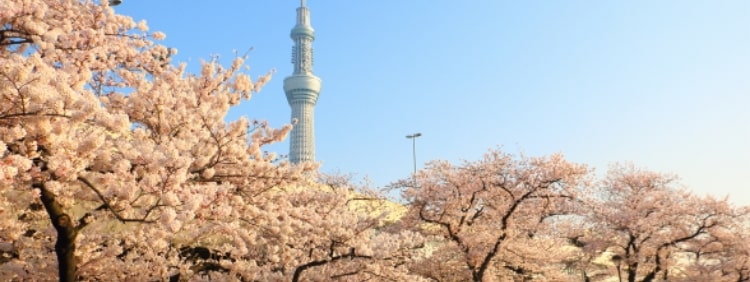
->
398 149 590 281
1 0 308 280
3 1 749 281
574 164 747 282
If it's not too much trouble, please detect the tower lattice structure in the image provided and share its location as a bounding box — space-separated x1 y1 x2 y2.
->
284 0 321 164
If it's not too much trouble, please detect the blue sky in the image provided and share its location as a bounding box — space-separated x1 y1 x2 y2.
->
115 1 750 205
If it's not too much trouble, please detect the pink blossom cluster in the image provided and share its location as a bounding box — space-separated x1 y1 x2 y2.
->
1 1 748 281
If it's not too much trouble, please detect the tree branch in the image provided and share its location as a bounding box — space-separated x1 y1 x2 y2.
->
77 176 157 223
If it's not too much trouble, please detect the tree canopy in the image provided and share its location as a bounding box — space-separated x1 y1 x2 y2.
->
1 1 748 281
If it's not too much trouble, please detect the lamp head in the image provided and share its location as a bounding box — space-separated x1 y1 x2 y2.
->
611 254 623 266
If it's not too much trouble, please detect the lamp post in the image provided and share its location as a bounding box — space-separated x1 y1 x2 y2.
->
611 255 623 282
405 133 421 184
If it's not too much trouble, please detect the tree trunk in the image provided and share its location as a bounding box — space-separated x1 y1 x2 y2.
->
37 183 79 282
54 232 78 282
472 271 482 282
627 267 637 282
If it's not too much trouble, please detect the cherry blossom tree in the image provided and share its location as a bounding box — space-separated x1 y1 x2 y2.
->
5 1 749 281
673 208 750 282
167 175 427 281
1 0 312 280
398 149 590 281
576 164 745 282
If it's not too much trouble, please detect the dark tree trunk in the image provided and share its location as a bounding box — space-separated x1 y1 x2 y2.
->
627 263 637 282
472 271 482 282
37 183 79 282
54 232 78 282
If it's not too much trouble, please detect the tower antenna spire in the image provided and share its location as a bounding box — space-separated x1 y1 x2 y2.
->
301 0 306 7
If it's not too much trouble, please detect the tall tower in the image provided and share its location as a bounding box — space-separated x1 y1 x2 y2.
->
284 0 322 164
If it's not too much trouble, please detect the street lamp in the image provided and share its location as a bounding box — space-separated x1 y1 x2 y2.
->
405 133 422 184
611 254 623 282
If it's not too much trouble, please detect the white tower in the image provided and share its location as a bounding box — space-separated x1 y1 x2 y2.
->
284 0 322 164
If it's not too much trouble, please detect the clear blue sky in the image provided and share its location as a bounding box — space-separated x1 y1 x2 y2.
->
116 1 750 205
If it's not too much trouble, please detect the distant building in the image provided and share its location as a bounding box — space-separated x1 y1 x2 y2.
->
284 0 321 164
